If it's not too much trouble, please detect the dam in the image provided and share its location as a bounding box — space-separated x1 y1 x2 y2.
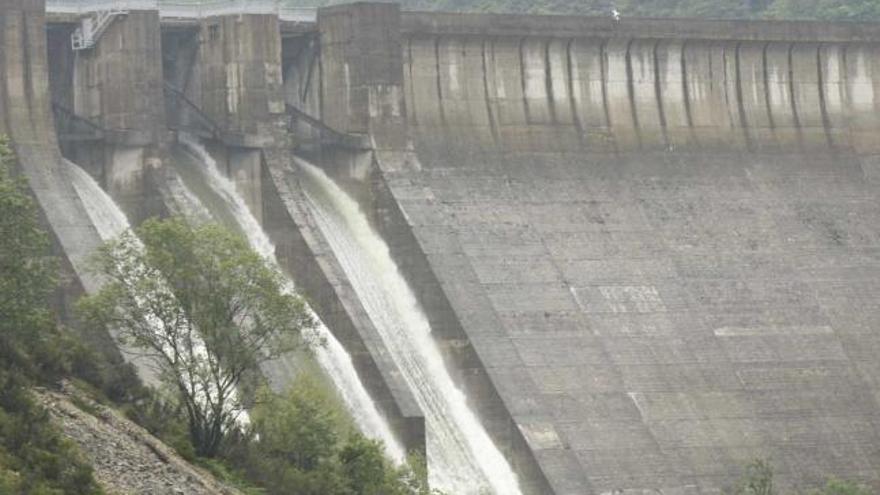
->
4 0 880 493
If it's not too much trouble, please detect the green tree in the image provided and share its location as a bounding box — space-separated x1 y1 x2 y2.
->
0 136 102 494
246 377 348 494
242 376 436 495
0 137 58 376
78 217 315 457
253 377 340 472
338 435 403 495
734 459 774 495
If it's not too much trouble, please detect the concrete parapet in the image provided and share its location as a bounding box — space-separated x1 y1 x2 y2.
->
401 12 880 42
399 12 880 154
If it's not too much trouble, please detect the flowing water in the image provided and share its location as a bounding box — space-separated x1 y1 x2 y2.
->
66 159 129 240
66 157 248 422
176 135 405 463
298 159 523 495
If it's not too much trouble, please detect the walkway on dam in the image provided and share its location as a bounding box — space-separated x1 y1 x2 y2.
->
46 0 316 22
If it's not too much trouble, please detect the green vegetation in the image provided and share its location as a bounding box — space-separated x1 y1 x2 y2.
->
78 218 315 457
229 376 435 495
0 134 423 494
0 136 103 494
78 216 432 494
284 0 880 20
731 459 873 495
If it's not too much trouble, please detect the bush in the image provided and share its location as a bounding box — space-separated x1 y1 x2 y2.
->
731 459 873 495
812 478 873 495
0 136 103 494
231 375 432 495
0 370 102 495
78 218 315 457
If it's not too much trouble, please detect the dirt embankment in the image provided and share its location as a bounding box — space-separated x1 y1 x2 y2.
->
35 384 241 495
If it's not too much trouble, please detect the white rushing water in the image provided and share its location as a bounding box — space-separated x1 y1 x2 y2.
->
66 157 250 425
298 159 523 495
177 135 406 463
66 159 129 240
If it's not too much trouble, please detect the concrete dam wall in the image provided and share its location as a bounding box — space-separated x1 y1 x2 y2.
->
319 4 880 494
6 1 880 494
0 1 106 302
398 13 880 154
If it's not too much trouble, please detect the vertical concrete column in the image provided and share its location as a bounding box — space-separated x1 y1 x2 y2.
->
74 11 166 146
0 0 55 147
72 10 167 223
197 14 285 147
0 0 107 307
318 3 407 149
196 14 287 220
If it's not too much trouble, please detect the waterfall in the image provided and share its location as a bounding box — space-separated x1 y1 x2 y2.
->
66 159 128 241
177 135 405 463
66 158 252 425
297 159 523 495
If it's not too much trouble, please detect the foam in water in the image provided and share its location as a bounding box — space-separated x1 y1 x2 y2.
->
66 159 129 240
177 135 406 463
298 159 523 495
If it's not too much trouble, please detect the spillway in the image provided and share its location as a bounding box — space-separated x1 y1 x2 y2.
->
67 160 129 241
67 157 249 419
298 159 522 495
175 135 405 463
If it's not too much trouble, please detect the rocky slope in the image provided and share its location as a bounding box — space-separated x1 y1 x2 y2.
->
35 383 241 495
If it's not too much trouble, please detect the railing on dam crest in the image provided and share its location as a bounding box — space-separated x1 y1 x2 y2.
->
46 0 317 22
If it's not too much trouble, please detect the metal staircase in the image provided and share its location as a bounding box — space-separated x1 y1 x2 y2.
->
71 8 128 51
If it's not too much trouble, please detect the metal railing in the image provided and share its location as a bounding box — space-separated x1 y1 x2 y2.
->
71 8 127 50
46 0 317 22
47 0 158 13
286 104 370 151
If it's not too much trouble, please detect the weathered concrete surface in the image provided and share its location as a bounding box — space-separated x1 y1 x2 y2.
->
318 5 552 493
318 3 407 149
73 11 166 146
194 14 286 147
319 4 880 494
54 10 169 225
0 0 132 375
0 0 104 295
383 147 880 495
261 153 425 451
157 143 425 453
401 14 880 154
